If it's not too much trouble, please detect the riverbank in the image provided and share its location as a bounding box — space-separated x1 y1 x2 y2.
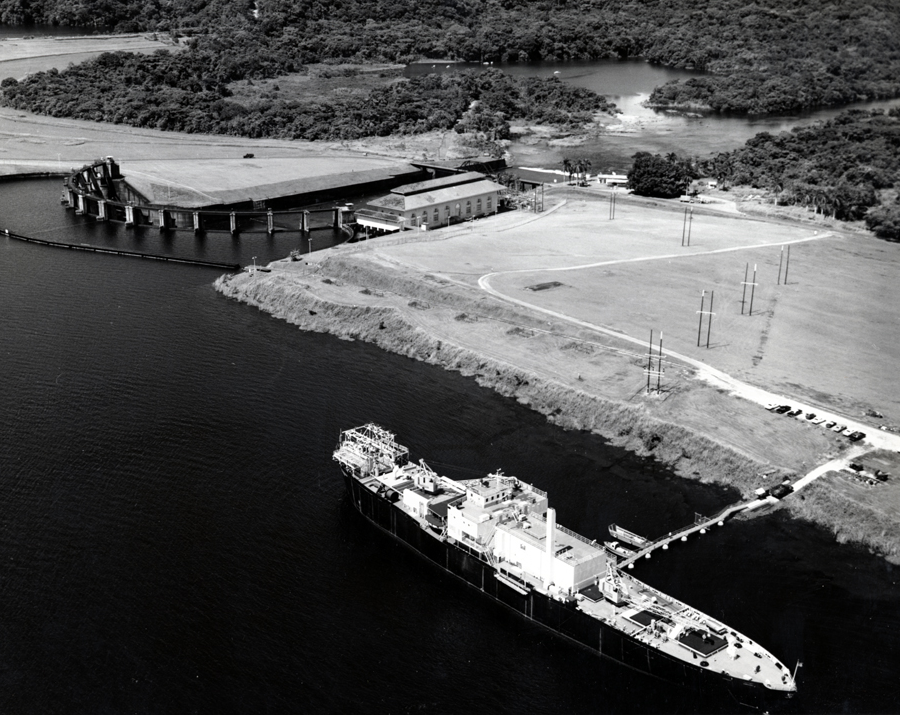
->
214 191 900 563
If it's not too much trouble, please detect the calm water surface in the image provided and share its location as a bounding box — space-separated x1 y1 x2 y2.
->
408 59 900 170
0 179 898 714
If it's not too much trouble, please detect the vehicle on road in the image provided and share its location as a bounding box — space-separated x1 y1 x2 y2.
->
770 483 794 499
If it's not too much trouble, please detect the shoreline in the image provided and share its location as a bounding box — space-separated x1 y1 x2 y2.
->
212 222 900 563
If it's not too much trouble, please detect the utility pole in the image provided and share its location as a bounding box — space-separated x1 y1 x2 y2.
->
784 244 791 284
686 207 693 246
609 191 616 220
656 331 664 392
644 329 664 394
706 291 714 349
697 290 706 346
741 263 749 314
777 246 784 285
749 264 758 316
681 206 689 246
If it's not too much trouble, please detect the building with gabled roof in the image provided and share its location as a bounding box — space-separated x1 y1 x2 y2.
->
355 171 505 233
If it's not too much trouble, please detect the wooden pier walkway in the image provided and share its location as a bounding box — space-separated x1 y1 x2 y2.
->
616 501 750 569
4 229 240 271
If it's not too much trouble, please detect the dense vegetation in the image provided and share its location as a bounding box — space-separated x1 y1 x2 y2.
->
0 57 611 140
701 109 900 238
2 0 900 116
627 153 695 199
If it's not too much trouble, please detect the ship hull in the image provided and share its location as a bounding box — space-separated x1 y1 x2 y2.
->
342 470 787 708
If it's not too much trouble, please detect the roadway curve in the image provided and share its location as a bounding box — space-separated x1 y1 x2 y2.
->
477 232 900 487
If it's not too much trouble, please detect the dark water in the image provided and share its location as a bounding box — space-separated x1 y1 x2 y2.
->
1 179 898 714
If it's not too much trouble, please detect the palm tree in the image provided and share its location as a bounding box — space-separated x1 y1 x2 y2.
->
580 158 592 185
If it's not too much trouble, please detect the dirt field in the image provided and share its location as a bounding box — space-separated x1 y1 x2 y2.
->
0 34 179 81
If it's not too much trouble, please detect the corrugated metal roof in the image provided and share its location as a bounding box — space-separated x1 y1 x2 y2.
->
369 179 503 212
391 171 485 196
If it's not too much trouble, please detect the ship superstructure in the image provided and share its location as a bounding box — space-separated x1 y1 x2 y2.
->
334 424 796 695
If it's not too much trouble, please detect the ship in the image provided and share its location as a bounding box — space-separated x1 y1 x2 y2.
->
334 424 797 698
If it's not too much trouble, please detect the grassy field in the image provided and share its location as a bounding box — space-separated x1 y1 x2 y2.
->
385 190 900 426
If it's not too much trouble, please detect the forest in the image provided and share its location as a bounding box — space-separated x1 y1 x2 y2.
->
1 0 899 116
701 109 900 239
0 59 612 141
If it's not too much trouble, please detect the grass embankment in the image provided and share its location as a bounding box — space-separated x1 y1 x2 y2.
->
215 257 791 494
213 195 900 563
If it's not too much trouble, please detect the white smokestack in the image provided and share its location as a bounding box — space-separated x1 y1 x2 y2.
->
545 507 556 587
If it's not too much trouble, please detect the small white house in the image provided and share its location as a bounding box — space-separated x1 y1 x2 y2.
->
596 173 629 187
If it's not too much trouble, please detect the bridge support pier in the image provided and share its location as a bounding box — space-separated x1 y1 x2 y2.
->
267 209 274 234
124 205 135 227
97 200 107 221
300 210 309 233
75 194 85 215
159 209 173 232
193 211 203 234
230 211 238 235
333 207 343 229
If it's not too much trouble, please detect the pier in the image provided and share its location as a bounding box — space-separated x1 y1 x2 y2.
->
613 501 753 569
4 230 240 271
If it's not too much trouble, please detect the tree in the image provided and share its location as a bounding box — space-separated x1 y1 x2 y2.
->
628 152 695 198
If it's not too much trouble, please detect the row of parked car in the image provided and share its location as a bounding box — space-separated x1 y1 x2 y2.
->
766 404 867 442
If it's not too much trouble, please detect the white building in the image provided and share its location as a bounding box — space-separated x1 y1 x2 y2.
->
446 474 605 595
355 171 504 233
596 172 629 187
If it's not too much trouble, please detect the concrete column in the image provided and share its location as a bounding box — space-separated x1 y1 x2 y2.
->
97 200 107 221
65 188 75 207
333 207 343 229
75 194 85 215
159 209 172 231
267 209 274 234
300 210 309 232
230 211 238 234
124 205 135 226
193 211 202 234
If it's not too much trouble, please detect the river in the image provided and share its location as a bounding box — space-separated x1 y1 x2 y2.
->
407 59 900 171
1 178 899 714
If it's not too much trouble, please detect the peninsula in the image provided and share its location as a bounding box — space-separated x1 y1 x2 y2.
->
216 187 900 564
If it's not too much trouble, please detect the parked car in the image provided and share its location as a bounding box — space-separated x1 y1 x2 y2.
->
825 421 836 429
848 432 866 442
831 423 846 432
770 483 794 499
774 405 792 414
805 413 817 420
787 409 803 417
811 417 827 425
